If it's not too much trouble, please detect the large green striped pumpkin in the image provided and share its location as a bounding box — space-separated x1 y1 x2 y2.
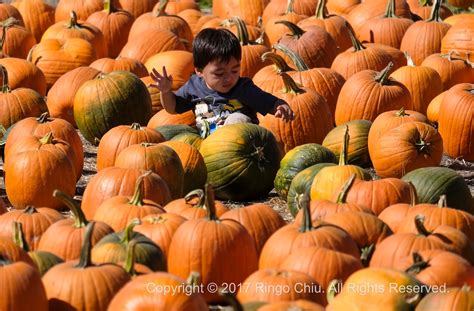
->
200 123 281 201
74 71 152 144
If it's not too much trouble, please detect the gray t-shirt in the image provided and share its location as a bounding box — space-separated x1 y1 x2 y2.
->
174 75 279 125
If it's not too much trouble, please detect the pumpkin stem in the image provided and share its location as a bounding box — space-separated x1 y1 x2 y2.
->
437 195 447 208
230 16 250 46
339 125 350 166
461 284 471 291
374 62 394 85
298 193 313 232
384 0 398 18
261 51 295 73
0 17 19 54
76 221 96 269
404 52 415 67
346 21 365 51
407 182 418 206
204 184 219 221
123 239 138 276
155 0 169 16
38 132 54 145
104 0 117 14
315 0 328 19
24 206 38 215
419 0 431 6
0 20 6 54
0 64 10 93
0 254 11 266
12 221 29 252
414 214 431 236
326 279 342 303
280 71 305 94
184 188 206 209
335 174 356 203
285 0 296 14
274 20 305 39
395 107 409 117
129 171 152 206
427 0 443 22
414 137 432 155
219 288 244 311
66 11 81 29
360 244 375 267
273 43 309 71
53 190 88 228
121 218 141 244
37 112 52 124
186 271 201 287
405 252 430 274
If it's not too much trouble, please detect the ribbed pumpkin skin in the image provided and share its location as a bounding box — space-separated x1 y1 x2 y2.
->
118 0 159 18
274 144 337 198
200 123 281 201
0 58 47 96
89 57 148 77
322 120 372 168
335 68 412 125
402 167 474 214
438 84 474 161
0 88 47 130
416 287 474 311
54 0 103 22
12 0 55 43
74 71 152 144
441 20 474 62
421 53 474 91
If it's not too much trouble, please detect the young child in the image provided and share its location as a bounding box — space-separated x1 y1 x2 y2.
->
150 28 294 137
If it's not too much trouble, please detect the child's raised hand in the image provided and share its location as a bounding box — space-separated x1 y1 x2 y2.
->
274 101 295 121
150 66 173 93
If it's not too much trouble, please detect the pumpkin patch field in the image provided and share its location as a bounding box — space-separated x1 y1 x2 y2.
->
0 0 474 310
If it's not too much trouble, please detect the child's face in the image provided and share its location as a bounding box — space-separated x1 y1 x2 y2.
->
195 57 240 93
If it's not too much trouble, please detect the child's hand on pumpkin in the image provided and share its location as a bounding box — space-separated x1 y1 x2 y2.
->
273 100 295 121
150 66 173 93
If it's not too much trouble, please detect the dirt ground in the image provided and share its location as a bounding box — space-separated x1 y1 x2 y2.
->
0 130 473 222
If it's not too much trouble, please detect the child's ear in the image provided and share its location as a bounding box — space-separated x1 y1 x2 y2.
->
195 68 203 77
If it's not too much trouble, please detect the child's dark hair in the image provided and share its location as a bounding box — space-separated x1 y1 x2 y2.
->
192 28 241 70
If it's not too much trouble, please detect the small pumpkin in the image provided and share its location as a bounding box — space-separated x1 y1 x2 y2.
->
89 56 148 77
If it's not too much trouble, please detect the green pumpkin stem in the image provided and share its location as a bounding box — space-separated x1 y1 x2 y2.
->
204 184 218 221
419 0 431 7
184 188 205 208
326 279 342 303
37 112 51 124
129 171 152 206
76 221 96 268
280 71 305 94
437 195 447 208
427 0 443 22
230 16 250 46
274 20 305 39
414 215 431 236
335 174 356 203
315 0 327 19
121 218 141 244
123 239 138 276
53 190 88 228
407 182 418 206
339 125 350 166
360 244 375 267
0 17 18 54
461 284 471 291
414 137 432 154
155 0 169 16
298 193 313 232
0 64 11 93
24 206 38 215
12 222 29 252
346 21 365 51
273 43 309 71
219 288 244 311
0 21 6 54
261 51 295 73
285 0 296 14
395 107 409 117
405 252 430 274
66 11 80 28
186 271 201 287
375 62 394 84
104 0 117 14
39 132 54 145
384 0 398 18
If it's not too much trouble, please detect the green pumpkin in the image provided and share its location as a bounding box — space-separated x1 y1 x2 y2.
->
274 144 337 198
171 132 203 149
287 163 337 216
29 251 63 276
155 124 198 140
200 123 281 201
322 120 372 167
74 71 152 144
402 167 474 214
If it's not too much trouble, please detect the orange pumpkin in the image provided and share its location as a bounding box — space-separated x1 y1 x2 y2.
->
0 57 47 96
164 188 229 219
421 52 474 91
144 50 194 89
89 57 148 77
54 0 103 22
12 0 55 43
0 17 36 59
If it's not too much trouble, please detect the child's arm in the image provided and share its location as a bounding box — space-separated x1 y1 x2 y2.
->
271 99 295 121
150 66 177 113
